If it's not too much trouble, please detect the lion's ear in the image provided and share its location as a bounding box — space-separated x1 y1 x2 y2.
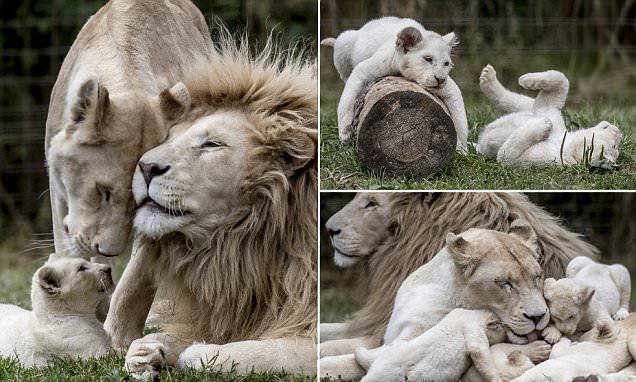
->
396 27 423 53
509 218 540 257
278 127 317 175
443 32 460 49
575 286 595 305
68 78 110 143
38 266 61 295
159 82 191 123
446 232 479 276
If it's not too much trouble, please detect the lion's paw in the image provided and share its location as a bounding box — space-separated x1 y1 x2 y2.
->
479 64 497 85
338 111 354 143
519 70 566 91
613 308 629 321
541 326 562 344
524 340 551 363
125 339 168 379
176 343 221 370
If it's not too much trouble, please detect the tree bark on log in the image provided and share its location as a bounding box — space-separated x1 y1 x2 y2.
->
351 76 456 178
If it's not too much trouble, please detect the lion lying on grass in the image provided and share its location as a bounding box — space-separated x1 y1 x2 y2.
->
477 64 623 167
104 34 317 377
0 255 113 366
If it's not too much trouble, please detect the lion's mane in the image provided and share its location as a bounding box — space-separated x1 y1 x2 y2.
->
348 192 598 342
138 33 317 344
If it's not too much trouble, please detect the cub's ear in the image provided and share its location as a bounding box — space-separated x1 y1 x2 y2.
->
396 27 423 53
443 32 460 48
446 232 479 276
37 266 61 295
277 126 317 175
575 286 595 305
544 277 557 299
509 218 540 258
159 82 191 123
68 79 110 142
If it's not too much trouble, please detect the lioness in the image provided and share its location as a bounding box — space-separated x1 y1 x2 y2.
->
320 221 549 380
321 16 468 150
45 0 212 258
0 254 113 366
477 64 622 166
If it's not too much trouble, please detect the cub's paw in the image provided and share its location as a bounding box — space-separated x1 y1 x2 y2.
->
541 326 562 344
524 340 552 363
519 71 566 91
613 308 629 321
595 319 619 340
479 64 498 85
126 338 167 379
338 111 354 143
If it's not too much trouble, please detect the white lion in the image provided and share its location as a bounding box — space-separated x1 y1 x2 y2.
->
321 16 468 150
45 0 212 258
0 254 113 367
567 256 631 320
355 309 507 382
477 64 622 166
462 341 552 382
512 320 631 382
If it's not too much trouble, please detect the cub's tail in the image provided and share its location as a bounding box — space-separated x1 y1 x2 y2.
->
320 37 336 47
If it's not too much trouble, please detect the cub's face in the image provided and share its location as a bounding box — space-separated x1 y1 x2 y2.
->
395 27 458 90
325 192 394 267
544 277 594 335
33 255 114 313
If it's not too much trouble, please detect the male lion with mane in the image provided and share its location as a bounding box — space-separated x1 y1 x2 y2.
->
104 34 317 377
321 193 598 363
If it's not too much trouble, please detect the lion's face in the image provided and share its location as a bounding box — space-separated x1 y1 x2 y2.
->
446 221 549 344
33 254 114 312
325 192 394 267
396 27 458 90
48 80 166 257
132 111 255 239
544 277 594 335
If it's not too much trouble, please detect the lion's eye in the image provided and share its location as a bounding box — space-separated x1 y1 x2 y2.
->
365 200 378 208
78 265 87 272
444 61 450 67
97 185 112 204
423 56 433 63
498 280 513 289
201 140 224 149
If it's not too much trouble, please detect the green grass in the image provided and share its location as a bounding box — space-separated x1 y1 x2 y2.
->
320 99 636 190
0 242 314 382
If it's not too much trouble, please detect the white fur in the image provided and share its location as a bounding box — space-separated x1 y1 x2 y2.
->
477 64 622 166
0 255 112 367
356 309 506 382
567 256 631 320
322 16 468 150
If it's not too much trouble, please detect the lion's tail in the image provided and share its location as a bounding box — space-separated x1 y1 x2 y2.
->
320 37 336 47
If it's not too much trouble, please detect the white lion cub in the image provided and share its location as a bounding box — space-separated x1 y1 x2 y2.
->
567 256 631 321
0 254 113 366
477 64 622 166
355 308 506 382
541 277 615 344
321 16 468 150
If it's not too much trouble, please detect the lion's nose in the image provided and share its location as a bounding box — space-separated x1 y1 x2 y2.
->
139 161 170 186
327 228 341 237
434 75 446 85
524 311 547 325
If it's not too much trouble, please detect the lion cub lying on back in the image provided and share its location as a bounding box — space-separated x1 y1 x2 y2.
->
542 256 631 343
355 309 506 382
321 16 468 151
0 254 113 366
477 64 622 166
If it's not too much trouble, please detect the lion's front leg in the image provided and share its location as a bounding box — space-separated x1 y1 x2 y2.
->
435 77 468 152
104 242 158 350
126 333 190 378
319 353 366 381
320 335 378 357
176 337 316 376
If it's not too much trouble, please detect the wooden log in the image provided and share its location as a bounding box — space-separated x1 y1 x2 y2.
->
351 76 456 178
